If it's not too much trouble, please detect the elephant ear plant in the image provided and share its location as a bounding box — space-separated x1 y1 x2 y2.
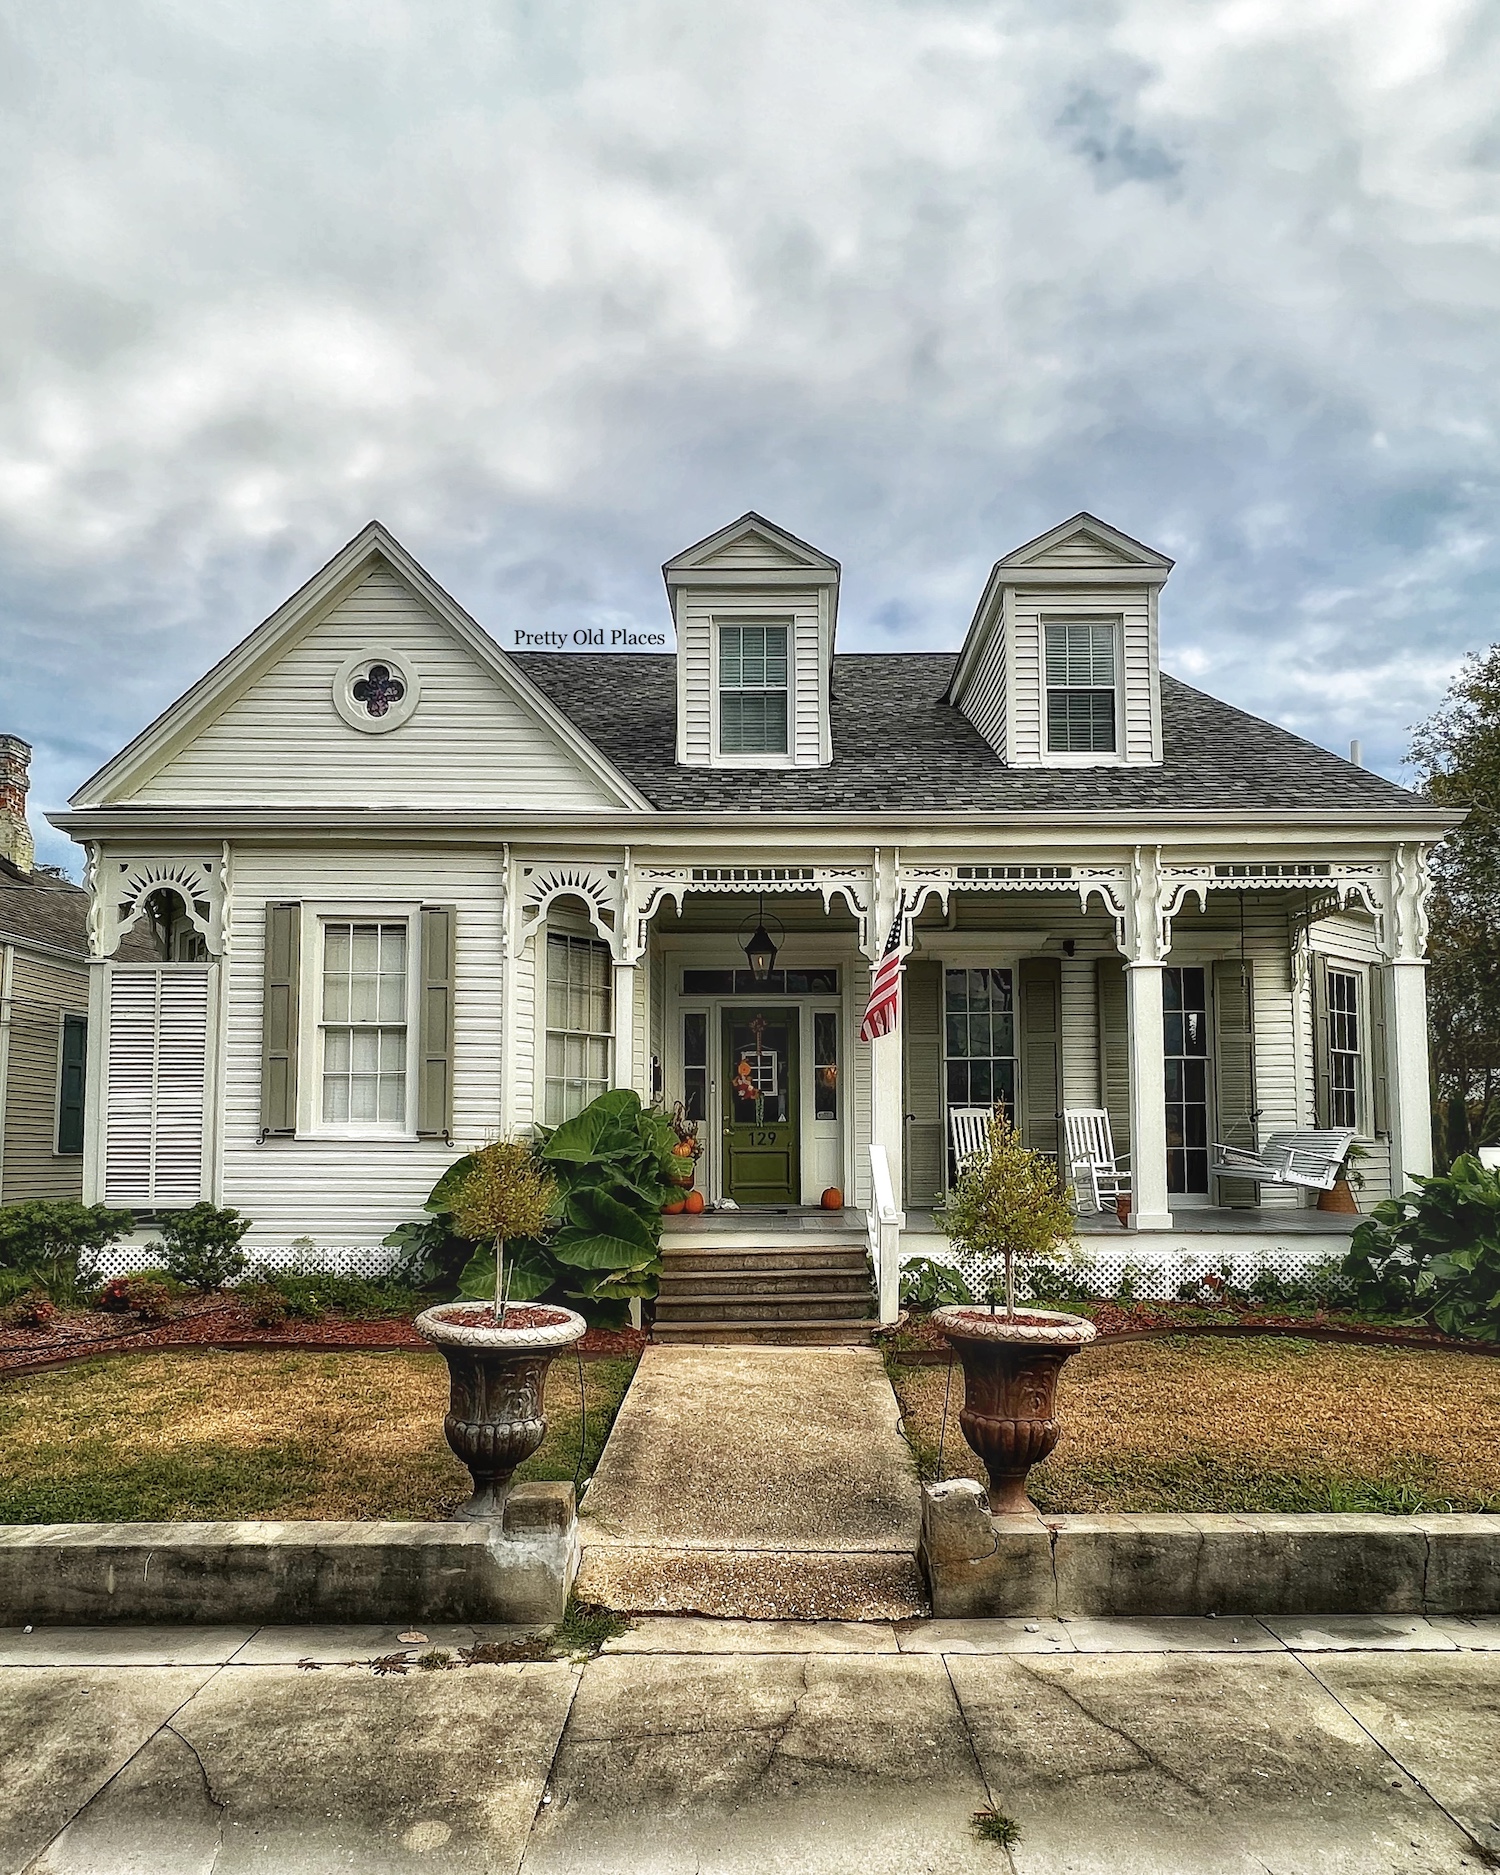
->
412 1089 678 1326
1341 1154 1500 1340
447 1141 558 1327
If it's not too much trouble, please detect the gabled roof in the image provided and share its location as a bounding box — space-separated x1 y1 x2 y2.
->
947 512 1174 708
512 651 1436 817
71 523 654 812
662 512 840 588
995 511 1174 576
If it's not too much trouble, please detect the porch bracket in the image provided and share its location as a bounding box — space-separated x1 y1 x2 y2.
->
89 849 227 959
626 863 876 963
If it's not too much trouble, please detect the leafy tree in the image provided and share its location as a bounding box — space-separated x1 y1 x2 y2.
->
938 1115 1076 1316
1409 648 1500 1157
449 1140 558 1326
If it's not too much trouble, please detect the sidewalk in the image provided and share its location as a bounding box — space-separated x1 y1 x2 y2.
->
4 1614 1497 1872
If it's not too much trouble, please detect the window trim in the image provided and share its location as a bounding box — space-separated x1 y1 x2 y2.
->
542 924 615 1125
1040 615 1124 765
711 616 797 768
295 901 423 1141
1324 960 1366 1136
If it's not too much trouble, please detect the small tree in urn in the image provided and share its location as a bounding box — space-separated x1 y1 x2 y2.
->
940 1114 1076 1315
450 1140 557 1327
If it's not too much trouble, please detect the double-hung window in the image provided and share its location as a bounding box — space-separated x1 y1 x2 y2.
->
545 932 612 1122
1327 967 1361 1130
320 921 410 1130
1045 621 1118 754
719 623 789 755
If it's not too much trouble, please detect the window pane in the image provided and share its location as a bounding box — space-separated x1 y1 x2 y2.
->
545 931 614 1122
814 1011 838 1119
721 691 788 754
683 1011 708 1067
1046 689 1116 753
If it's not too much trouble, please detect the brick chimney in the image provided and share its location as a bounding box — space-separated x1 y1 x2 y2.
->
0 737 35 874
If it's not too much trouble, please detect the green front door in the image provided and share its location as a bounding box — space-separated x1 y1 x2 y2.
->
722 1007 799 1206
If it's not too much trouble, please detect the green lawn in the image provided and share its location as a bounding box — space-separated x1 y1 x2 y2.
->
0 1350 637 1523
891 1335 1500 1515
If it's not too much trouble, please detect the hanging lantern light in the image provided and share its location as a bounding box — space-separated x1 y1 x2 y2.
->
744 893 779 982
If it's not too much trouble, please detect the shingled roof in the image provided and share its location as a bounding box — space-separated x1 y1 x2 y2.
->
0 856 92 955
511 652 1430 815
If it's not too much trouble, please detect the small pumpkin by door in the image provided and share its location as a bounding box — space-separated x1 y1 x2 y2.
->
821 1187 844 1211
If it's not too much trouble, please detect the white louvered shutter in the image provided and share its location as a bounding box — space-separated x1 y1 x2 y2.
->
104 968 209 1206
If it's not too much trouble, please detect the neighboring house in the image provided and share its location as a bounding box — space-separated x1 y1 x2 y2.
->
0 737 156 1205
52 514 1457 1314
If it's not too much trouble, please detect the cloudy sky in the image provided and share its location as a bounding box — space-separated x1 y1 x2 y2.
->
4 0 1499 870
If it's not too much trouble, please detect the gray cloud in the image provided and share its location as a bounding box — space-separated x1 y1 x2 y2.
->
2 0 1499 869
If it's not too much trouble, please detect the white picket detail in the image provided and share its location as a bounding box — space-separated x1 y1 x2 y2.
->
104 967 209 1207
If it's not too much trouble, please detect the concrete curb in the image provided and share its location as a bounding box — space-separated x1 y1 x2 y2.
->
920 1481 1500 1618
0 1484 579 1625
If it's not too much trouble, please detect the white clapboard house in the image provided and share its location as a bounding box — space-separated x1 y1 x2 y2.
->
54 513 1456 1327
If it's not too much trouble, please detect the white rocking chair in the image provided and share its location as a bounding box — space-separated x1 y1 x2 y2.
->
1211 1128 1356 1193
948 1106 995 1175
1063 1108 1132 1214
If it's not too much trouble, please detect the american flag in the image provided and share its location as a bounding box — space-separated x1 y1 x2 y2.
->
859 893 907 1042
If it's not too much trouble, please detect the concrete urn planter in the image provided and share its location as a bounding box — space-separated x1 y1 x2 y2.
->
932 1305 1097 1514
415 1303 587 1519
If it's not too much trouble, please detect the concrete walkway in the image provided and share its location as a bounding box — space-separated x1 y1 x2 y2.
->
2 1616 1498 1872
573 1345 925 1618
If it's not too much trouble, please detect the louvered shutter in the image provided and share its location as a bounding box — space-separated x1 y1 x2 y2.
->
1096 957 1131 1155
418 906 455 1138
1368 964 1390 1137
903 959 945 1206
260 903 300 1135
56 1013 87 1155
1312 953 1332 1128
1212 959 1257 1206
104 968 208 1206
1019 957 1061 1160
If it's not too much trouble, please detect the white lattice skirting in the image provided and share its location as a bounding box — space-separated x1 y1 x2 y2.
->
94 1241 410 1282
915 1240 1350 1304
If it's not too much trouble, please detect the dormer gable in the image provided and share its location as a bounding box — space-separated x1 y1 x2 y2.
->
947 513 1173 768
664 513 839 769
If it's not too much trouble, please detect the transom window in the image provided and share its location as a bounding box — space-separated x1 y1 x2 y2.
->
1328 968 1361 1130
321 922 409 1128
719 623 789 755
545 932 612 1123
1045 620 1118 754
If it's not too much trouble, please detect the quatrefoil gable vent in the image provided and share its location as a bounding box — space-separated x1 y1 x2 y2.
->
332 650 421 734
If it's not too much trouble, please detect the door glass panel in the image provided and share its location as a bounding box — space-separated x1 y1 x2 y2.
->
682 1011 708 1123
814 1011 838 1119
1163 966 1210 1194
727 1013 791 1124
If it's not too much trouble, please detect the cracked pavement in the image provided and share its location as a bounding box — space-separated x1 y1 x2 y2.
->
2 1615 1498 1872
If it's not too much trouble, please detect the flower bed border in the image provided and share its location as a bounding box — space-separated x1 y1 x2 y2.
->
883 1318 1500 1363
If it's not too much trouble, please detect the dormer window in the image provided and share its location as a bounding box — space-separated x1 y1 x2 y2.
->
719 623 789 755
1045 620 1119 754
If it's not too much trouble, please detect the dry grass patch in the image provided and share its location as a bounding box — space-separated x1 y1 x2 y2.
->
892 1336 1500 1514
0 1349 636 1523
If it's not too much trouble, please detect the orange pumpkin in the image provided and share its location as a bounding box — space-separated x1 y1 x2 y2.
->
821 1187 844 1211
683 1189 706 1214
662 1197 687 1214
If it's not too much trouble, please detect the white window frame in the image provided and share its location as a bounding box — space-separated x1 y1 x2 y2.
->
1040 616 1124 765
1325 960 1366 1136
711 617 797 768
541 921 614 1125
296 901 422 1141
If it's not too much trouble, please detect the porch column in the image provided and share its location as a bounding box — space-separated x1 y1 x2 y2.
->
1125 962 1173 1230
612 962 637 1094
1386 961 1432 1191
868 850 905 1324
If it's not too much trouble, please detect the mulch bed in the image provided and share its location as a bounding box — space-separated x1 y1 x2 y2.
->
0 1297 648 1379
880 1302 1499 1361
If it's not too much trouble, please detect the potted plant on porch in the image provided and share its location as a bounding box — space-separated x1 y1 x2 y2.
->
414 1139 586 1518
932 1115 1096 1513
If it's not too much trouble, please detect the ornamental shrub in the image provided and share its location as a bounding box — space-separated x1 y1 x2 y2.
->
0 1200 135 1305
153 1203 252 1292
1341 1155 1500 1341
97 1274 176 1321
938 1115 1077 1317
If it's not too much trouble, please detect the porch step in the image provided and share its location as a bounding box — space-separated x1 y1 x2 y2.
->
655 1290 875 1324
649 1320 878 1347
661 1255 870 1288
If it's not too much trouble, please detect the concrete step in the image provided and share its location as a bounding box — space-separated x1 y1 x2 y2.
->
574 1543 926 1619
659 1266 873 1301
661 1247 871 1275
651 1321 878 1347
654 1292 875 1324
660 1225 867 1252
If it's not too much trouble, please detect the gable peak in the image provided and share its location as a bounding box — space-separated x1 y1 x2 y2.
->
664 512 839 581
997 512 1173 575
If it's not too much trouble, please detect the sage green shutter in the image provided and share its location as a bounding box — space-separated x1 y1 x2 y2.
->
260 903 300 1135
1096 956 1131 1155
1212 959 1257 1206
903 958 945 1205
418 906 455 1138
1368 963 1390 1137
56 1013 87 1154
1019 957 1061 1159
1312 952 1332 1128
